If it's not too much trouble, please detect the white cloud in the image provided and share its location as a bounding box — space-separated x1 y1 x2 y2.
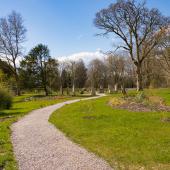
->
56 49 106 64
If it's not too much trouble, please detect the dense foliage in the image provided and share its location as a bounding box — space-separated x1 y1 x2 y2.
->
0 89 13 109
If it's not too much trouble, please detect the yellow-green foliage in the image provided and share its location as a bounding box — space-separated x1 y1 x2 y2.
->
0 70 7 88
148 96 164 105
0 89 13 109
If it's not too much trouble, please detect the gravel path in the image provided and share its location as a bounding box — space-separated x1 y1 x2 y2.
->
11 95 113 170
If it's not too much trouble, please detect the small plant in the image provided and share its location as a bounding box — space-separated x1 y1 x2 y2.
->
0 89 13 109
135 91 147 103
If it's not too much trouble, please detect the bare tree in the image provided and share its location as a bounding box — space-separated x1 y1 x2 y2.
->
88 59 107 95
58 61 66 95
70 60 76 96
94 0 169 91
88 62 96 96
0 11 26 95
105 54 115 93
106 53 127 93
75 59 87 89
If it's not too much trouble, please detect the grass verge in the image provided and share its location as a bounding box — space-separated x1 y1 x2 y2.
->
0 94 79 170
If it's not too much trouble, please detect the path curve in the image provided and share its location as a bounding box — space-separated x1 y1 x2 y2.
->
11 94 113 170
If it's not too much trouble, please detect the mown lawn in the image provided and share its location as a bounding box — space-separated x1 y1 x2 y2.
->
0 94 78 170
50 89 170 169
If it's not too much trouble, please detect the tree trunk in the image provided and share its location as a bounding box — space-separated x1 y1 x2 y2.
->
114 83 118 92
108 84 113 94
67 87 70 95
15 74 21 96
99 85 104 93
72 82 75 96
60 85 63 95
121 84 126 96
91 79 96 96
44 84 48 96
13 61 21 96
136 64 143 91
91 86 96 96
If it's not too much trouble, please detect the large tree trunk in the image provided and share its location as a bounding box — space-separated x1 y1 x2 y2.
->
136 64 143 91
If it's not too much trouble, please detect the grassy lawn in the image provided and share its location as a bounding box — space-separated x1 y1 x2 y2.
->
50 89 170 170
0 94 79 170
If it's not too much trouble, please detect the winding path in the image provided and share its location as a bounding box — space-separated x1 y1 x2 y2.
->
11 95 112 170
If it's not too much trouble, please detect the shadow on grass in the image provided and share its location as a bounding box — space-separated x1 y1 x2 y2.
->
0 115 15 122
0 108 22 117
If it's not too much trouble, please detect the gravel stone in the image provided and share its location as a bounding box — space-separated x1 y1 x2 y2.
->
11 95 113 170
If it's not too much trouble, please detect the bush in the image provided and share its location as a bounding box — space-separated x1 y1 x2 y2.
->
0 89 13 109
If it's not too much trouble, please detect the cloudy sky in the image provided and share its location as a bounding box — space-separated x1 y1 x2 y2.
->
57 49 107 64
1 0 170 63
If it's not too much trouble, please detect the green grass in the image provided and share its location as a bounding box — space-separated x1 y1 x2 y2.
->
0 94 79 170
50 89 170 169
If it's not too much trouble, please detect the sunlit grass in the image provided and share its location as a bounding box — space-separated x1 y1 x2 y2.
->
50 89 170 169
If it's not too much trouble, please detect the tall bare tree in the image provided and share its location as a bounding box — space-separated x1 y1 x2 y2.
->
106 53 126 92
58 61 65 95
0 11 26 95
94 0 169 91
70 60 76 96
69 59 87 95
88 61 96 96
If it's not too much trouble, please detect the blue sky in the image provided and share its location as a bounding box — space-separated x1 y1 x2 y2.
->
1 0 170 60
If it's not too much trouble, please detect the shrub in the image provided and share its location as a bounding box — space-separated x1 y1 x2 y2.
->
0 89 13 109
135 92 146 102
